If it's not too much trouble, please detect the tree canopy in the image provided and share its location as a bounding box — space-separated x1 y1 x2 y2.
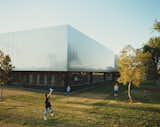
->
142 21 160 79
153 20 160 32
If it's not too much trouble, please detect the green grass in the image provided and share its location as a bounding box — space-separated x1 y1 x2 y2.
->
0 81 160 127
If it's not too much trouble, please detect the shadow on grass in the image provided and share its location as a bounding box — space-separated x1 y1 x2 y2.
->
66 98 160 114
6 80 160 105
93 102 160 113
72 81 160 105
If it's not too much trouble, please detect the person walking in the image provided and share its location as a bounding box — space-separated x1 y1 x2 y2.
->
66 85 71 95
114 82 119 97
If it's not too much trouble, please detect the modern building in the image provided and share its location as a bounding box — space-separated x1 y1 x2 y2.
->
0 25 116 90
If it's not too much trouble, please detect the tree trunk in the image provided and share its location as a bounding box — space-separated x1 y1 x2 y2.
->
0 85 4 100
128 81 132 102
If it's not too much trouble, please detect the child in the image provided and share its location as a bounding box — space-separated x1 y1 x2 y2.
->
43 88 54 120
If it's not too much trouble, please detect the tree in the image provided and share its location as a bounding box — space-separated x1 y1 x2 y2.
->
143 38 160 79
0 50 14 100
142 21 160 79
146 37 160 63
118 45 151 102
153 20 160 32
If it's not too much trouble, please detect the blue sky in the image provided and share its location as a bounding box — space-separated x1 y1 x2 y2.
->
0 0 160 54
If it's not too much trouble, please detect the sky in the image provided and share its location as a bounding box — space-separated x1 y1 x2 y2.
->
0 0 160 54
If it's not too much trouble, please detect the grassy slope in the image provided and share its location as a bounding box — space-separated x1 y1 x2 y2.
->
0 81 160 127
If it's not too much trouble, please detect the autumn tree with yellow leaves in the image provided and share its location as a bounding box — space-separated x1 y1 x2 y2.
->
118 45 151 102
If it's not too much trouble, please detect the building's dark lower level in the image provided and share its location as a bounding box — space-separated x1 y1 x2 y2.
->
10 71 118 91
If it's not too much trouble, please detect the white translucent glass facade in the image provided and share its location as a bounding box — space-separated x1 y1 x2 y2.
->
0 25 68 71
0 25 115 72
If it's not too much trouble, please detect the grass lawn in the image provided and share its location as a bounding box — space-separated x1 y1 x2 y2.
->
0 81 160 127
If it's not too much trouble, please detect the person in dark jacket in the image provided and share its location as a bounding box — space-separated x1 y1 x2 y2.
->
43 88 54 120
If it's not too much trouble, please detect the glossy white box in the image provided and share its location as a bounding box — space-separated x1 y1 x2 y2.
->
0 25 115 72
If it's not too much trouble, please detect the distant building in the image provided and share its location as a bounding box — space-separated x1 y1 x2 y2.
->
0 25 116 90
